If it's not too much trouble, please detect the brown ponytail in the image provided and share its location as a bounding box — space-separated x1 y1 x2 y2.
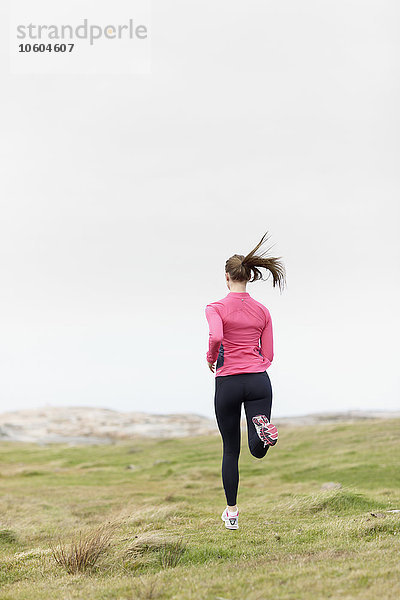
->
225 231 286 291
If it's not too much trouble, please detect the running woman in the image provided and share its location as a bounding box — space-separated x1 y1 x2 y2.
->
205 231 286 530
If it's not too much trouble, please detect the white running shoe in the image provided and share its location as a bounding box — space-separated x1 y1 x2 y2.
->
221 507 239 530
252 415 278 447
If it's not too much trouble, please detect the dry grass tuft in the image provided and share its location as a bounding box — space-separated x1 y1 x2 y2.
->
49 520 118 574
158 536 187 568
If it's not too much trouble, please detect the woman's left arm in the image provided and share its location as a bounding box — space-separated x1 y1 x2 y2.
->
205 305 223 369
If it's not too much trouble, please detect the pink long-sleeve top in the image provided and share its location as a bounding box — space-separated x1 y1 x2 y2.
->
205 291 273 377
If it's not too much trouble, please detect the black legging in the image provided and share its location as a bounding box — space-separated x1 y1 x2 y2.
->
214 371 273 505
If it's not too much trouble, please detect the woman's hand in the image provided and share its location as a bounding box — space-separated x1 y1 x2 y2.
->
207 361 215 373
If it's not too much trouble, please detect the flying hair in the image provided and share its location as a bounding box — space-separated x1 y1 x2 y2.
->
224 231 286 292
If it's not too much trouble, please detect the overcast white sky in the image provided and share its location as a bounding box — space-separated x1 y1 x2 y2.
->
0 1 399 420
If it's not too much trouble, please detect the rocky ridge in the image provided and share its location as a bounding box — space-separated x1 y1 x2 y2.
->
0 406 399 446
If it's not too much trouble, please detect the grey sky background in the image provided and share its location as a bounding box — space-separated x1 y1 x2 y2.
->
1 1 399 419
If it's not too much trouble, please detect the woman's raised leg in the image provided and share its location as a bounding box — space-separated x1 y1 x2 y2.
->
243 372 274 459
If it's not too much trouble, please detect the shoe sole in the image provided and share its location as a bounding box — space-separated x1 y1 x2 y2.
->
252 415 278 446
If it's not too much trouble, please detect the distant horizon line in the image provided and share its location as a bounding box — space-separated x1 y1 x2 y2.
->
1 404 399 420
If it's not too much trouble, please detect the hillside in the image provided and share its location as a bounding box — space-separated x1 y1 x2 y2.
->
0 417 399 599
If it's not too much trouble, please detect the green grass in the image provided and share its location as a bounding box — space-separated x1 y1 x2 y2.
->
0 418 399 599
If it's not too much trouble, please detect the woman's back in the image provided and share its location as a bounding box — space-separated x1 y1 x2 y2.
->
205 291 273 377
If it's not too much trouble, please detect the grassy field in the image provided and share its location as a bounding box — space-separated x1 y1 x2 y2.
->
0 418 399 600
